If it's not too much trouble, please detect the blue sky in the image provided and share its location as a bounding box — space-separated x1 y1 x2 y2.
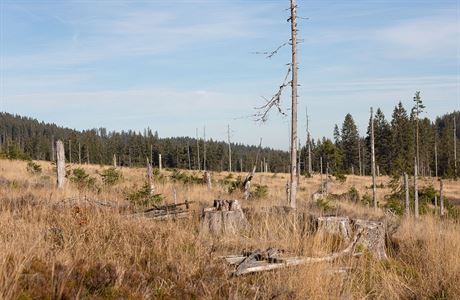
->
1 0 459 149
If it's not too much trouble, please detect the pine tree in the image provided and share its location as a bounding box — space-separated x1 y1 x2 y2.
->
340 114 359 173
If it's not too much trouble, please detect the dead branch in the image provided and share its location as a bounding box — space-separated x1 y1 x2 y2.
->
252 42 288 59
254 67 291 122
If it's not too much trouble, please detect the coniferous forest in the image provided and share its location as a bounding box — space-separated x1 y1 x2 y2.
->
1 102 459 178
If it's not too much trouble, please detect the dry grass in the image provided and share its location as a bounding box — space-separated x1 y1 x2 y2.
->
0 159 459 299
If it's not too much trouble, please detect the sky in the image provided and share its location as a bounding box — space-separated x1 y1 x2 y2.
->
1 0 459 150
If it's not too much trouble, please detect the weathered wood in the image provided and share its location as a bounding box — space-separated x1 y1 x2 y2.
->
404 173 410 216
230 229 363 276
352 219 387 259
370 107 377 208
288 0 298 209
440 179 445 216
56 140 66 189
414 157 419 219
158 154 162 172
201 200 248 236
203 171 212 190
146 157 154 194
317 216 352 242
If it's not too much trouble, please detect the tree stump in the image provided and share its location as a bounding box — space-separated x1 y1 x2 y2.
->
352 219 387 259
317 216 352 243
201 200 248 236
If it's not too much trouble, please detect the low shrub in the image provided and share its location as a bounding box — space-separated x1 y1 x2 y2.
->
70 168 97 190
26 161 42 174
100 167 122 186
126 182 164 210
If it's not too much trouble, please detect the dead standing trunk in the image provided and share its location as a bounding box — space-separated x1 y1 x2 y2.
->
440 179 445 217
146 157 154 195
404 173 410 216
288 0 298 210
414 157 419 219
370 107 377 209
56 140 66 189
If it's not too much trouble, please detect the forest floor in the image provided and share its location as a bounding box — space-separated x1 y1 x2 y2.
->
0 158 459 299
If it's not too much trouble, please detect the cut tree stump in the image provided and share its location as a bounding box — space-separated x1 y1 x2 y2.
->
201 200 248 236
317 216 352 243
352 219 387 259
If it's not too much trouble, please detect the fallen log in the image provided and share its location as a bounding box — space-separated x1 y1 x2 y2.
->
225 229 363 276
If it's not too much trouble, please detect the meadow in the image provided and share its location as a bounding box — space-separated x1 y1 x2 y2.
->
0 158 459 299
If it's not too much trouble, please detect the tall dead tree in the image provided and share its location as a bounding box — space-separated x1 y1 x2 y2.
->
113 154 117 167
440 179 445 216
196 128 201 171
434 130 438 178
253 0 300 209
358 138 362 176
306 107 312 174
454 116 457 177
370 107 377 208
51 136 55 162
288 0 299 209
227 124 232 172
404 173 410 216
146 157 154 195
414 157 419 219
78 142 82 164
203 127 207 171
56 140 66 189
158 154 162 172
68 140 72 164
320 156 324 195
187 142 191 170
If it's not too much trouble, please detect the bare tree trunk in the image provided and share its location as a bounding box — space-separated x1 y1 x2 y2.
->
404 172 410 216
320 156 324 195
56 140 66 189
440 179 445 216
370 107 377 209
203 126 207 172
187 142 191 170
159 154 162 172
86 147 90 164
297 141 301 184
196 128 201 171
51 136 55 162
358 139 362 176
454 116 457 177
146 157 154 195
325 162 329 195
78 142 81 164
288 0 298 209
434 135 438 178
113 154 117 167
68 140 72 164
306 107 312 174
414 157 419 219
228 124 232 172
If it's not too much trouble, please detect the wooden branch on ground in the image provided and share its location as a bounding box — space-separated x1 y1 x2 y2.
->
225 229 363 276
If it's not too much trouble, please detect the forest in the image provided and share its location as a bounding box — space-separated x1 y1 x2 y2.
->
1 101 458 178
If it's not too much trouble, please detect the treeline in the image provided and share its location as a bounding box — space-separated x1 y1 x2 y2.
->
302 102 459 178
0 112 289 172
1 100 458 177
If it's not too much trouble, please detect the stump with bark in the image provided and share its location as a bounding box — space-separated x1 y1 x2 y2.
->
316 216 352 243
352 219 387 259
201 200 248 236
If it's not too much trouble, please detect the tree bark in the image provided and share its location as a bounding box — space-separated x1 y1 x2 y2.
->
288 0 298 209
404 172 410 216
56 140 66 189
370 107 377 208
440 179 445 216
414 157 419 219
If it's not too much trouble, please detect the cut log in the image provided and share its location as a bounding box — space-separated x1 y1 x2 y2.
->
352 219 387 259
201 200 248 236
317 216 352 242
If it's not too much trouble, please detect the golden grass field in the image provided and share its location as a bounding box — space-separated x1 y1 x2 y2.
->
0 158 459 299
